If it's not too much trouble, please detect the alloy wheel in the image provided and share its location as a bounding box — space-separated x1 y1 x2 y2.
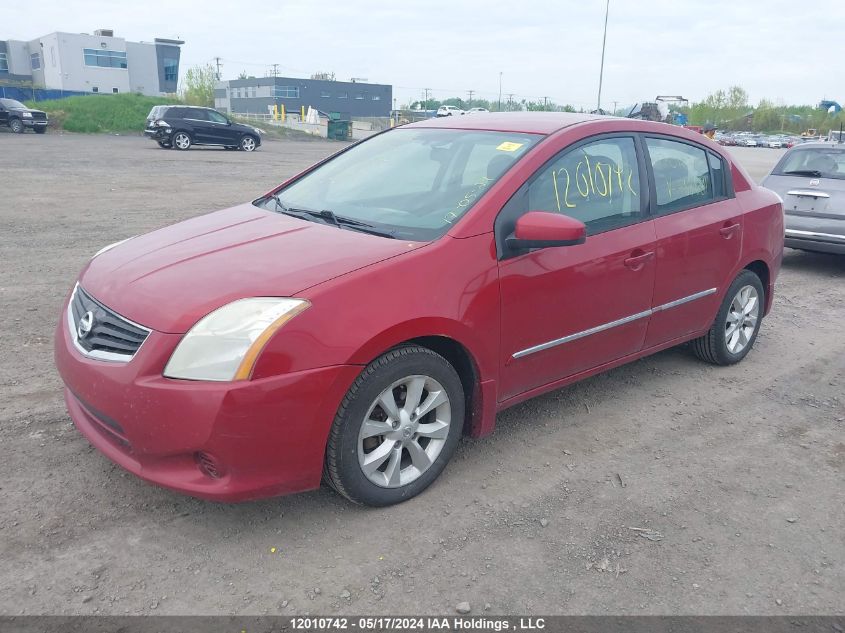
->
357 375 451 488
173 133 191 150
240 136 256 152
725 285 759 354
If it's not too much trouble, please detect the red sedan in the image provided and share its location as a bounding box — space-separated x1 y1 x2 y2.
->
55 113 784 506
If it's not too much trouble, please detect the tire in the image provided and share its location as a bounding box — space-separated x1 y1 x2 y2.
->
34 126 46 134
324 345 465 506
9 118 24 134
691 270 765 365
157 141 171 148
172 131 192 150
239 135 257 152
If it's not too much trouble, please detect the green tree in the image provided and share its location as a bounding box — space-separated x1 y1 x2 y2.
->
182 64 217 107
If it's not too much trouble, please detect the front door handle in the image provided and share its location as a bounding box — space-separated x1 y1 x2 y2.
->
720 223 741 238
624 250 654 271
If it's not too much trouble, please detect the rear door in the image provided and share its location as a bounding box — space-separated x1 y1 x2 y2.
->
642 136 742 348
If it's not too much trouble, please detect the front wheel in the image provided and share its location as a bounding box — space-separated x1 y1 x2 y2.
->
172 131 192 150
9 119 24 134
324 345 465 506
691 270 764 365
239 135 257 152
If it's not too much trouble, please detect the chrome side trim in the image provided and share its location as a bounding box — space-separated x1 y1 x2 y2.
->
785 228 845 243
66 284 151 363
512 310 652 359
512 288 718 360
787 190 830 199
652 287 718 313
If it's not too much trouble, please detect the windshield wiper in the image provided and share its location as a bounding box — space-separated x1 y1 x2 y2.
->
783 169 823 177
267 196 396 238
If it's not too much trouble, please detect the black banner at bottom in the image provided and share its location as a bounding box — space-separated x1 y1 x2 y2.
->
0 616 842 633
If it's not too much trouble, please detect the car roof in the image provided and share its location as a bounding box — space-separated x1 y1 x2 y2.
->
789 141 845 149
406 111 607 135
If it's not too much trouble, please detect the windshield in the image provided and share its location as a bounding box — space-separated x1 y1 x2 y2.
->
0 99 27 109
257 128 541 241
775 147 845 179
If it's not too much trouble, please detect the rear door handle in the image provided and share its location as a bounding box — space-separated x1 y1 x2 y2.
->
720 223 741 238
624 251 654 271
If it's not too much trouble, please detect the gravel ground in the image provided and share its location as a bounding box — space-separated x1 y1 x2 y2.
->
0 134 842 616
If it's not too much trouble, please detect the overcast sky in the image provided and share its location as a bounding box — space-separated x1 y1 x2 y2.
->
5 0 843 109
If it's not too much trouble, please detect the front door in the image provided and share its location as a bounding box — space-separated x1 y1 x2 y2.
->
641 136 743 347
205 109 238 145
497 135 657 402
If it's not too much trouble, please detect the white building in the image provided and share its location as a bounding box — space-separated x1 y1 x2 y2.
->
0 29 183 95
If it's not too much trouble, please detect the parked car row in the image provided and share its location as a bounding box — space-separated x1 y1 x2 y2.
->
716 132 800 149
436 105 490 117
144 105 263 151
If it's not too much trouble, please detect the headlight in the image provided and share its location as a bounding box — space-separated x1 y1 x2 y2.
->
163 298 310 381
22 112 33 118
93 236 135 258
253 127 262 136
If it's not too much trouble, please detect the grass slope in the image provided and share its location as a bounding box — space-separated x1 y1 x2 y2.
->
27 93 178 133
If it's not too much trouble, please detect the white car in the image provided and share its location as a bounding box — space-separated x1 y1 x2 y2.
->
436 105 465 117
466 107 489 114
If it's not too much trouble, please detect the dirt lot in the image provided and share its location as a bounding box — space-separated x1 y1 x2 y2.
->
0 134 842 616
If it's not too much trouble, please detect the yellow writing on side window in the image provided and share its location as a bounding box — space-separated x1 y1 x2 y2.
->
549 157 638 212
496 142 524 152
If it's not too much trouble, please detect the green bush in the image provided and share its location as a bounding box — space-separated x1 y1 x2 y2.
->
26 93 181 133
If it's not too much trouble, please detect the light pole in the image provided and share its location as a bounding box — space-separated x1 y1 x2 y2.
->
498 72 503 112
596 0 610 113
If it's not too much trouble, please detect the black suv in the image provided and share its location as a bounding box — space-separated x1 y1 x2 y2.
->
0 98 48 134
144 105 262 151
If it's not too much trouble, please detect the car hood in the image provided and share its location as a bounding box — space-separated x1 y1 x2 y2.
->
11 106 46 115
79 203 424 333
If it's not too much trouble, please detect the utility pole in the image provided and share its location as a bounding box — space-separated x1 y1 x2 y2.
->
467 90 474 109
612 100 618 115
270 63 279 78
498 72 503 112
506 93 515 112
214 57 223 81
543 96 549 111
424 88 431 112
596 0 610 113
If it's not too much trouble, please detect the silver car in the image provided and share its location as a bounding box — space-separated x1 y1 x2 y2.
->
762 141 845 255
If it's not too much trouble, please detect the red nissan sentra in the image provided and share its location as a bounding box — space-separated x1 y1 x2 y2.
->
55 113 784 506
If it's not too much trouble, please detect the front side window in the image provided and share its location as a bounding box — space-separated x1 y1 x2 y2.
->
645 137 714 213
207 110 228 124
83 48 127 69
523 136 644 235
258 128 541 241
30 53 41 70
773 147 845 180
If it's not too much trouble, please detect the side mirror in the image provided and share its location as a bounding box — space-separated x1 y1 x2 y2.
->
506 211 586 251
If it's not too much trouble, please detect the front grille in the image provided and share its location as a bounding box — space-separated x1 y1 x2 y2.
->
31 112 47 121
69 285 150 361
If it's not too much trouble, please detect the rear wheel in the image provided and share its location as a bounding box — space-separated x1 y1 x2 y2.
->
172 131 192 150
324 345 465 506
239 135 257 152
691 270 764 365
9 118 24 134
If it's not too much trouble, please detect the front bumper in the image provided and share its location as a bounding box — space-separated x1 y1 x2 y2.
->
23 118 48 128
54 292 360 502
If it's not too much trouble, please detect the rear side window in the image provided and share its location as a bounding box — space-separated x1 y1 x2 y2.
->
645 138 713 213
185 109 208 121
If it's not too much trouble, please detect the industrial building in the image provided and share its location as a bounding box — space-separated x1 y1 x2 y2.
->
0 29 183 96
214 77 393 118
